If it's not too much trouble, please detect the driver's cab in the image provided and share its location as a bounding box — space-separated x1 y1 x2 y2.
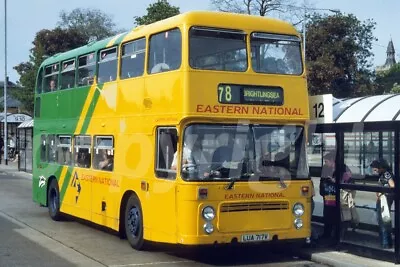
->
179 125 251 180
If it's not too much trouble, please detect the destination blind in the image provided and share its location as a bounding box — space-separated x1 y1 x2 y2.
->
217 84 283 105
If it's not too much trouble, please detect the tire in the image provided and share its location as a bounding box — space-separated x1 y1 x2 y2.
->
48 179 62 221
124 194 145 250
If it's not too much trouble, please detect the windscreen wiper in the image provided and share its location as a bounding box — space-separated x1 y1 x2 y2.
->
225 177 241 190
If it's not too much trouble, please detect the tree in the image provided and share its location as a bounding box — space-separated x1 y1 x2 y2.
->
390 83 400 93
58 8 120 42
13 28 87 114
134 0 180 26
305 13 376 97
211 0 303 25
375 63 400 94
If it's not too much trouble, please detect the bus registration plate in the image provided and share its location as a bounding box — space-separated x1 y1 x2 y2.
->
240 233 269 243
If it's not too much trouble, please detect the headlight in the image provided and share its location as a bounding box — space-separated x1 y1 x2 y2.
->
294 218 303 229
293 203 304 217
204 222 214 234
202 206 215 221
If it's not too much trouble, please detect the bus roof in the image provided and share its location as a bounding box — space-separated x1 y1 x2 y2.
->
40 11 300 67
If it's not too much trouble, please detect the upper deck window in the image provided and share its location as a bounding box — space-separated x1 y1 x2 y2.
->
78 53 96 86
148 28 181 74
121 38 146 79
98 47 118 83
189 27 247 72
61 59 76 90
44 63 59 92
36 68 43 94
251 33 303 75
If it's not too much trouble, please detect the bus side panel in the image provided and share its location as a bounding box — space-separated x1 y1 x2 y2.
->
142 71 184 243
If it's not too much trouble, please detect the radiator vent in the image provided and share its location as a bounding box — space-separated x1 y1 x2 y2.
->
220 201 289 213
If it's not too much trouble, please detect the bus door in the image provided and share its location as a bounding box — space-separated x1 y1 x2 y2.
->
150 128 178 241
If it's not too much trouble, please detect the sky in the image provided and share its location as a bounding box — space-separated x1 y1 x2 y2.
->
0 0 399 83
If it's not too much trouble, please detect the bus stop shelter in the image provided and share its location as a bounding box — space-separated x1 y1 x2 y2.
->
308 93 400 263
17 119 33 173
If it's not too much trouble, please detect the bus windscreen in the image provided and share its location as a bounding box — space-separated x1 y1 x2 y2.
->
251 32 303 75
189 27 247 72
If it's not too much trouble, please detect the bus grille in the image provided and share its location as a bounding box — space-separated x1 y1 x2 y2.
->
220 201 289 213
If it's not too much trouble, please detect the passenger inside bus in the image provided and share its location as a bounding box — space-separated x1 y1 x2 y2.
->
258 150 290 178
49 80 56 91
75 148 91 168
97 150 114 171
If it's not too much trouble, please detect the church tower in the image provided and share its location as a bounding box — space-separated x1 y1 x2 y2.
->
385 39 396 67
376 39 397 72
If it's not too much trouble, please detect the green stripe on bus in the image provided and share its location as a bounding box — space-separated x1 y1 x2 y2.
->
59 167 72 203
80 86 102 134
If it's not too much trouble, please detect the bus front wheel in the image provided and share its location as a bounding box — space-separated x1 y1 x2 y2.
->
124 194 145 250
48 179 62 221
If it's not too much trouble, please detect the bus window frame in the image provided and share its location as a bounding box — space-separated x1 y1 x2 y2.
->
77 52 97 87
250 31 304 76
40 134 47 163
120 37 147 80
93 135 115 172
36 67 44 94
74 135 92 168
56 135 72 166
188 26 248 72
155 127 178 180
60 58 76 90
44 63 60 93
47 134 57 163
147 27 182 75
97 47 118 84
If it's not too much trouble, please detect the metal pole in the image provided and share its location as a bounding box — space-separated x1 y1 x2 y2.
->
3 0 7 165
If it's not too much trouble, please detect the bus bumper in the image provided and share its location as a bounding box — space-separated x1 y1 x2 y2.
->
176 229 310 246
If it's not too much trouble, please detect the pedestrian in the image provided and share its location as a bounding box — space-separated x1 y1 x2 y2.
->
370 158 394 249
0 135 3 161
319 151 352 240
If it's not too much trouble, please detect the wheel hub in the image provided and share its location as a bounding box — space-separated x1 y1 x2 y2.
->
51 188 58 212
128 207 140 237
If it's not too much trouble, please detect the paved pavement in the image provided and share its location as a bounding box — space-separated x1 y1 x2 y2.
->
0 162 397 267
0 162 324 267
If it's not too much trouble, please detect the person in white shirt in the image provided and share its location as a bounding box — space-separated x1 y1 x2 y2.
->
171 144 193 170
9 134 16 149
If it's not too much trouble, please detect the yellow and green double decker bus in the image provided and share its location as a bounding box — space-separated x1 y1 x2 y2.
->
33 11 311 250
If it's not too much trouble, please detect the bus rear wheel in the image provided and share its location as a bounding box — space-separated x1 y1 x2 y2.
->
124 194 145 250
48 179 62 221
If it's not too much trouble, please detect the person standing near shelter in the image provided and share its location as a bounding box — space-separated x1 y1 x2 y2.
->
371 159 395 249
0 136 3 161
319 151 352 239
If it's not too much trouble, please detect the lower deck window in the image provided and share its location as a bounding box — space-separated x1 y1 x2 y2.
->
93 136 114 171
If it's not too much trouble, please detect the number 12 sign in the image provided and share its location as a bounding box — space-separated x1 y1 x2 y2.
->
308 94 333 123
